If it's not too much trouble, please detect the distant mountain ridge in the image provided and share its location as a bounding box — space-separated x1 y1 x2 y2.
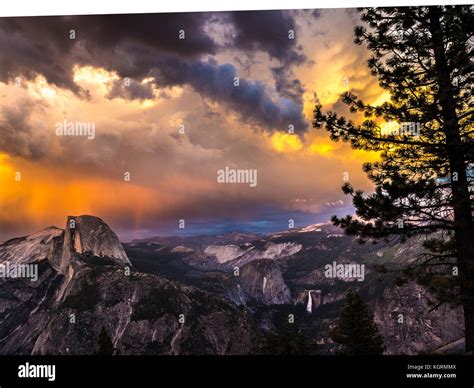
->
130 231 262 250
0 217 464 355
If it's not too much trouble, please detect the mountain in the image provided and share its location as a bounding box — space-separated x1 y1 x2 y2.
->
124 222 464 355
131 231 261 251
0 218 464 355
0 226 63 265
0 216 255 355
237 259 292 305
49 215 131 274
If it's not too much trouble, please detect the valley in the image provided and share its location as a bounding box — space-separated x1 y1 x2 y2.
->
0 215 465 355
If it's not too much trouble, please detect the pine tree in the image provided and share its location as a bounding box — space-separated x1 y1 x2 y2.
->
330 290 385 355
96 326 114 355
260 320 310 355
313 6 474 351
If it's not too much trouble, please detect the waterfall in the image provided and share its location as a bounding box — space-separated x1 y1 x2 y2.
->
262 276 267 293
306 290 313 314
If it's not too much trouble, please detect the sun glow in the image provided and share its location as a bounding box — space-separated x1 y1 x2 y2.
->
270 133 304 153
309 142 337 155
73 65 119 86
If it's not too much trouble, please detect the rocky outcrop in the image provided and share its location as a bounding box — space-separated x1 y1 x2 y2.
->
56 215 130 273
29 266 255 355
373 281 464 355
0 261 63 353
204 244 248 263
237 259 291 305
0 215 130 274
226 242 302 267
0 216 255 355
0 227 63 265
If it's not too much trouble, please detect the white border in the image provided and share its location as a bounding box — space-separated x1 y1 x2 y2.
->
0 0 472 17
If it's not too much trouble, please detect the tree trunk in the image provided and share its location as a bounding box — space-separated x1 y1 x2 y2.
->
429 6 474 352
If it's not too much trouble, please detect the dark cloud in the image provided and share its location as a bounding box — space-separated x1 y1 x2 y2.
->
0 19 80 93
0 99 49 159
272 65 306 100
312 9 323 19
75 13 217 56
229 10 306 65
107 78 155 100
0 12 309 132
227 11 308 101
0 13 216 91
152 59 308 132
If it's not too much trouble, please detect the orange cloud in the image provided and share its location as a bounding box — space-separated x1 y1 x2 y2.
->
0 154 163 234
308 142 337 155
270 133 304 153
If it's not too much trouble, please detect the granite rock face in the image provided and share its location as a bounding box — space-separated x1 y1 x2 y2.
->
237 259 291 305
30 266 255 355
0 227 63 265
56 215 131 273
373 281 464 355
0 216 255 355
0 261 63 354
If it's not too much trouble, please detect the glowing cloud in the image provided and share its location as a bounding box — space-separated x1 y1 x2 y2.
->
270 133 304 153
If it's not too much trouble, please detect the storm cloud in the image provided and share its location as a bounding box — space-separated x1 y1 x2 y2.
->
227 10 309 100
150 59 307 131
0 11 309 132
229 10 306 65
0 13 216 89
0 99 49 159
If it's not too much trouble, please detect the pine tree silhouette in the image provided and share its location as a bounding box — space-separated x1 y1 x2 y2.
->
330 290 385 355
96 326 114 355
261 320 310 355
314 6 474 351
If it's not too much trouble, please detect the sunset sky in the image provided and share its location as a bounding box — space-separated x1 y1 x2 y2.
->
0 9 389 242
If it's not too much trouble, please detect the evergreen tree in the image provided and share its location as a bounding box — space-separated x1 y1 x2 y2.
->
96 326 114 355
330 290 385 355
313 6 474 351
260 320 310 355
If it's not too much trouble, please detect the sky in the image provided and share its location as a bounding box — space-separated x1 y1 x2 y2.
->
0 9 389 242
